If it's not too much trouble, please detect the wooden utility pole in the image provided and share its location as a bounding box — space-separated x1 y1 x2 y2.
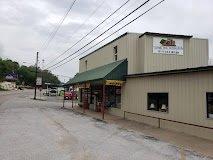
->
34 52 39 100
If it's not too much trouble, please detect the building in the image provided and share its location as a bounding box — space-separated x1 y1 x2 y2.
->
0 81 16 90
67 32 213 140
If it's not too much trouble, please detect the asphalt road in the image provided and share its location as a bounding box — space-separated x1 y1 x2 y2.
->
0 90 212 160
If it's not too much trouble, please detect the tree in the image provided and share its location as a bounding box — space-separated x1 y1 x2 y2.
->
0 58 19 82
0 57 61 86
17 66 36 86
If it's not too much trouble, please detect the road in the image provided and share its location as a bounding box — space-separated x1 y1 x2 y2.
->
0 90 212 160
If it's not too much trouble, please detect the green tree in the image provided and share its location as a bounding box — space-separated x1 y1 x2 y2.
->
0 57 61 86
0 58 19 81
41 69 60 86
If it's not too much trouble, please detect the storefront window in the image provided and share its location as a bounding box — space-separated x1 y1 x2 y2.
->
147 93 168 112
105 86 121 108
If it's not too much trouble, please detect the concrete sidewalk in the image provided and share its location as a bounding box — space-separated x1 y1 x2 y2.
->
63 103 213 157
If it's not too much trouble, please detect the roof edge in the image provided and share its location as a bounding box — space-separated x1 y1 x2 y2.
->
126 66 213 78
139 32 193 39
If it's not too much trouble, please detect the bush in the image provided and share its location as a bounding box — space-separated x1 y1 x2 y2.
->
0 86 7 91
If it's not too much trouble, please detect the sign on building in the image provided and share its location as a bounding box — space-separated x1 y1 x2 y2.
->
153 37 183 55
36 77 42 86
5 73 18 81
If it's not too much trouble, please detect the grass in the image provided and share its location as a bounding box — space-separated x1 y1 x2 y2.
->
0 87 7 91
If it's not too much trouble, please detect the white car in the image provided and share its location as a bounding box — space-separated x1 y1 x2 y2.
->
49 89 57 96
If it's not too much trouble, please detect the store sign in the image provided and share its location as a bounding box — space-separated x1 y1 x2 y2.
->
153 37 183 55
36 77 42 86
105 80 124 86
76 83 90 88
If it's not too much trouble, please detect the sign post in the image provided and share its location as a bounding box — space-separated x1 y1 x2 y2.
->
36 77 42 86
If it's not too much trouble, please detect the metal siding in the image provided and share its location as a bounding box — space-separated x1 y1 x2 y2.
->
138 35 145 73
141 36 208 73
79 34 208 75
122 71 213 128
79 33 140 74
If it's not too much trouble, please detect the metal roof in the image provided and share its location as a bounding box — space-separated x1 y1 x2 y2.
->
126 66 213 78
66 59 127 85
139 32 193 39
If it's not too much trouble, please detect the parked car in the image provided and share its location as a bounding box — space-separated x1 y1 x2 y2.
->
64 91 77 100
49 89 57 96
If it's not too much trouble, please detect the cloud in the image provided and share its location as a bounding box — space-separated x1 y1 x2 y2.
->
0 42 4 58
0 0 212 81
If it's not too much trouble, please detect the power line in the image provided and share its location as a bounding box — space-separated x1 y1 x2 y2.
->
49 0 165 71
93 0 141 37
44 0 131 68
68 0 105 40
40 0 77 52
45 0 150 70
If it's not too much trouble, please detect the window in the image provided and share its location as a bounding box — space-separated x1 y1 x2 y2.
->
147 93 168 112
85 60 88 71
113 46 118 61
207 93 213 118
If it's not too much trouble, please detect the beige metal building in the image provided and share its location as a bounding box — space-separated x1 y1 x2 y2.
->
80 32 208 74
68 32 213 140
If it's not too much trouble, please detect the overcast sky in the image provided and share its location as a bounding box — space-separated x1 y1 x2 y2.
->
0 0 212 82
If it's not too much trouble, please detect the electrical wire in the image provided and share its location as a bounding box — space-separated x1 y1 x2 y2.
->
45 0 150 70
68 0 105 40
44 0 131 67
77 0 140 47
40 0 77 52
49 0 165 71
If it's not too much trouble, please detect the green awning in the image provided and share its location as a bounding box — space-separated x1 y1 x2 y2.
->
66 59 127 85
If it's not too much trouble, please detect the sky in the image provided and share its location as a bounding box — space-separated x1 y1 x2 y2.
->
0 0 212 82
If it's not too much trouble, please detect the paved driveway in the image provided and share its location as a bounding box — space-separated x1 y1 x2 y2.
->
0 90 212 160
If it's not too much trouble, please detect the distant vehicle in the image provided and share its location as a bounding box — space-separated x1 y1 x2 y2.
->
49 89 57 96
57 87 64 96
64 91 77 100
18 87 23 90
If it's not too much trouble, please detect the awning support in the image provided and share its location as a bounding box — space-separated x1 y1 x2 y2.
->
102 84 105 119
71 85 74 108
62 86 65 109
83 83 86 113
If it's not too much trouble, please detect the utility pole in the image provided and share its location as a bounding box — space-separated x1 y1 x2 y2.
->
34 52 39 100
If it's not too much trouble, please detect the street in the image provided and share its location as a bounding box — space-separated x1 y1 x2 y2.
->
0 90 212 160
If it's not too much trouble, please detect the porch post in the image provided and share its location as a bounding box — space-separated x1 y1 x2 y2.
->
86 84 88 109
62 86 65 109
71 85 74 108
102 83 105 120
83 83 86 113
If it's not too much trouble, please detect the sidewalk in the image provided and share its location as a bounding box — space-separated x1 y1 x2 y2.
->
63 103 213 157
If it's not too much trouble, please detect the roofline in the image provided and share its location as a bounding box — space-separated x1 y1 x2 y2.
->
139 32 193 39
79 32 129 60
126 66 213 78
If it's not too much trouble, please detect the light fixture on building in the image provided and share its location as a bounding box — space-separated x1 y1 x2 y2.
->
161 104 167 110
150 103 155 109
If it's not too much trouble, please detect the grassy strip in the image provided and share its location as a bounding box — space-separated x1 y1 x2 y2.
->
0 87 7 91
